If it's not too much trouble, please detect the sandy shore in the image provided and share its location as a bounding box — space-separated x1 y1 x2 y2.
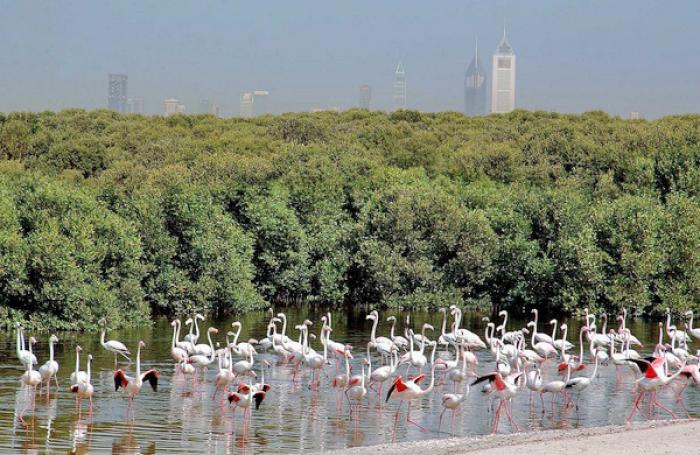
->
324 420 698 454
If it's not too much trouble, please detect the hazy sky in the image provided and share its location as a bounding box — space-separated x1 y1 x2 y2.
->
1 1 698 117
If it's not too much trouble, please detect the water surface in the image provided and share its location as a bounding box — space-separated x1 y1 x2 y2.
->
0 308 695 454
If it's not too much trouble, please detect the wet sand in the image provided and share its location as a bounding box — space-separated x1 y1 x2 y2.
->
325 419 698 454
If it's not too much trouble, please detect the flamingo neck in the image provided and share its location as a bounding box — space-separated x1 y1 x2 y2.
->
440 312 447 336
208 331 216 361
49 338 54 362
551 321 558 340
75 350 80 376
370 316 378 342
171 323 177 349
590 356 599 380
136 344 142 379
194 317 200 340
87 356 92 383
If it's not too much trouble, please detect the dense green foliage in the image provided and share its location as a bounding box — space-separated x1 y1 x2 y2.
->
1 108 700 328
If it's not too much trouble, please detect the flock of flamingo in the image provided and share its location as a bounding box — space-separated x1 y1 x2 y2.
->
12 306 700 437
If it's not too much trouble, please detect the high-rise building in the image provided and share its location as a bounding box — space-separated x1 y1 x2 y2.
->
108 74 128 113
240 92 254 118
164 98 180 116
393 62 406 110
199 99 221 116
630 111 642 120
253 90 270 116
464 39 487 116
359 84 372 109
491 28 516 113
126 98 144 114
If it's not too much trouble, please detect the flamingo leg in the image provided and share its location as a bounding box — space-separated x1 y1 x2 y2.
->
405 401 428 432
503 399 520 432
652 394 676 419
627 391 644 423
438 408 446 431
491 399 503 434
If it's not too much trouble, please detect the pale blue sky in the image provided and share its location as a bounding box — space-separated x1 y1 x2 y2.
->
0 1 698 117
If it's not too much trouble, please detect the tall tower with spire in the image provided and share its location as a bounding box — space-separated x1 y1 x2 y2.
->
491 26 516 113
393 61 406 110
464 38 487 116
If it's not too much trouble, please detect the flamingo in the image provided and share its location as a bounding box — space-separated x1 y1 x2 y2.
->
19 337 42 423
449 306 486 349
114 341 160 415
387 316 409 351
302 324 328 388
15 323 37 368
184 313 204 345
665 308 691 344
472 371 522 434
170 320 188 373
70 346 88 385
228 382 267 420
213 347 235 400
188 327 219 371
527 321 556 359
70 354 94 417
347 362 368 421
367 310 395 359
369 347 398 399
685 311 700 340
99 318 131 367
230 321 258 358
270 319 293 363
626 356 687 422
530 309 554 345
174 318 194 353
39 334 60 398
439 381 470 432
386 364 438 433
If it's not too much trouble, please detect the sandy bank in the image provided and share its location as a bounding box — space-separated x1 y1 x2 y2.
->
324 420 698 454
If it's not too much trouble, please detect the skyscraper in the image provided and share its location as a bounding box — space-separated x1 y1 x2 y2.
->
464 39 487 116
253 90 270 115
491 27 516 113
393 62 406 110
108 74 128 113
127 98 144 114
164 98 180 116
359 84 372 109
240 92 254 117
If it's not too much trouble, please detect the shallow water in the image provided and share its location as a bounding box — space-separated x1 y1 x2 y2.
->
0 308 696 454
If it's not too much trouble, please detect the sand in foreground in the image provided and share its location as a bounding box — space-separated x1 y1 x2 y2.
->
325 420 698 455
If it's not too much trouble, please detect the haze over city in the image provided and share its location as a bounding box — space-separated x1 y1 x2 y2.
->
1 0 698 117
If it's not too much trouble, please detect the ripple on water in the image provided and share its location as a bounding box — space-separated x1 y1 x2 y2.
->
0 309 696 453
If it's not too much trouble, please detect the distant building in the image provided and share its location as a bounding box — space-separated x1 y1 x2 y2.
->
491 28 516 113
464 39 488 116
126 98 144 114
393 61 406 110
200 99 221 116
359 84 372 109
177 104 186 114
240 92 254 118
108 74 128 113
253 90 270 116
630 111 642 120
164 98 180 116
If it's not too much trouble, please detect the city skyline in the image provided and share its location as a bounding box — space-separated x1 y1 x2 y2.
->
1 1 699 117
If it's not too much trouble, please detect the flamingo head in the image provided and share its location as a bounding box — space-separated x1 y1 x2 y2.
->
88 354 93 361
98 318 107 326
276 313 285 319
272 317 281 323
303 319 313 326
498 310 507 317
209 327 219 334
139 341 146 348
521 328 530 335
231 321 242 329
29 337 37 345
50 335 59 343
549 319 557 325
386 316 396 322
686 311 694 317
560 324 567 331
76 345 82 352
267 308 274 315
423 323 434 331
365 314 376 321
616 315 623 322
481 316 490 322
526 321 534 328
195 313 205 321
531 308 537 315
438 308 446 314
185 318 193 326
171 320 177 327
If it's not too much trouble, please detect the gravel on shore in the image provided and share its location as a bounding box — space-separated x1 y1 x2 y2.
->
320 419 698 455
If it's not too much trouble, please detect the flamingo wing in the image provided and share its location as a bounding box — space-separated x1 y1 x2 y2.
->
253 391 267 409
142 369 160 391
107 340 130 353
114 369 129 391
237 383 251 394
228 392 240 404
